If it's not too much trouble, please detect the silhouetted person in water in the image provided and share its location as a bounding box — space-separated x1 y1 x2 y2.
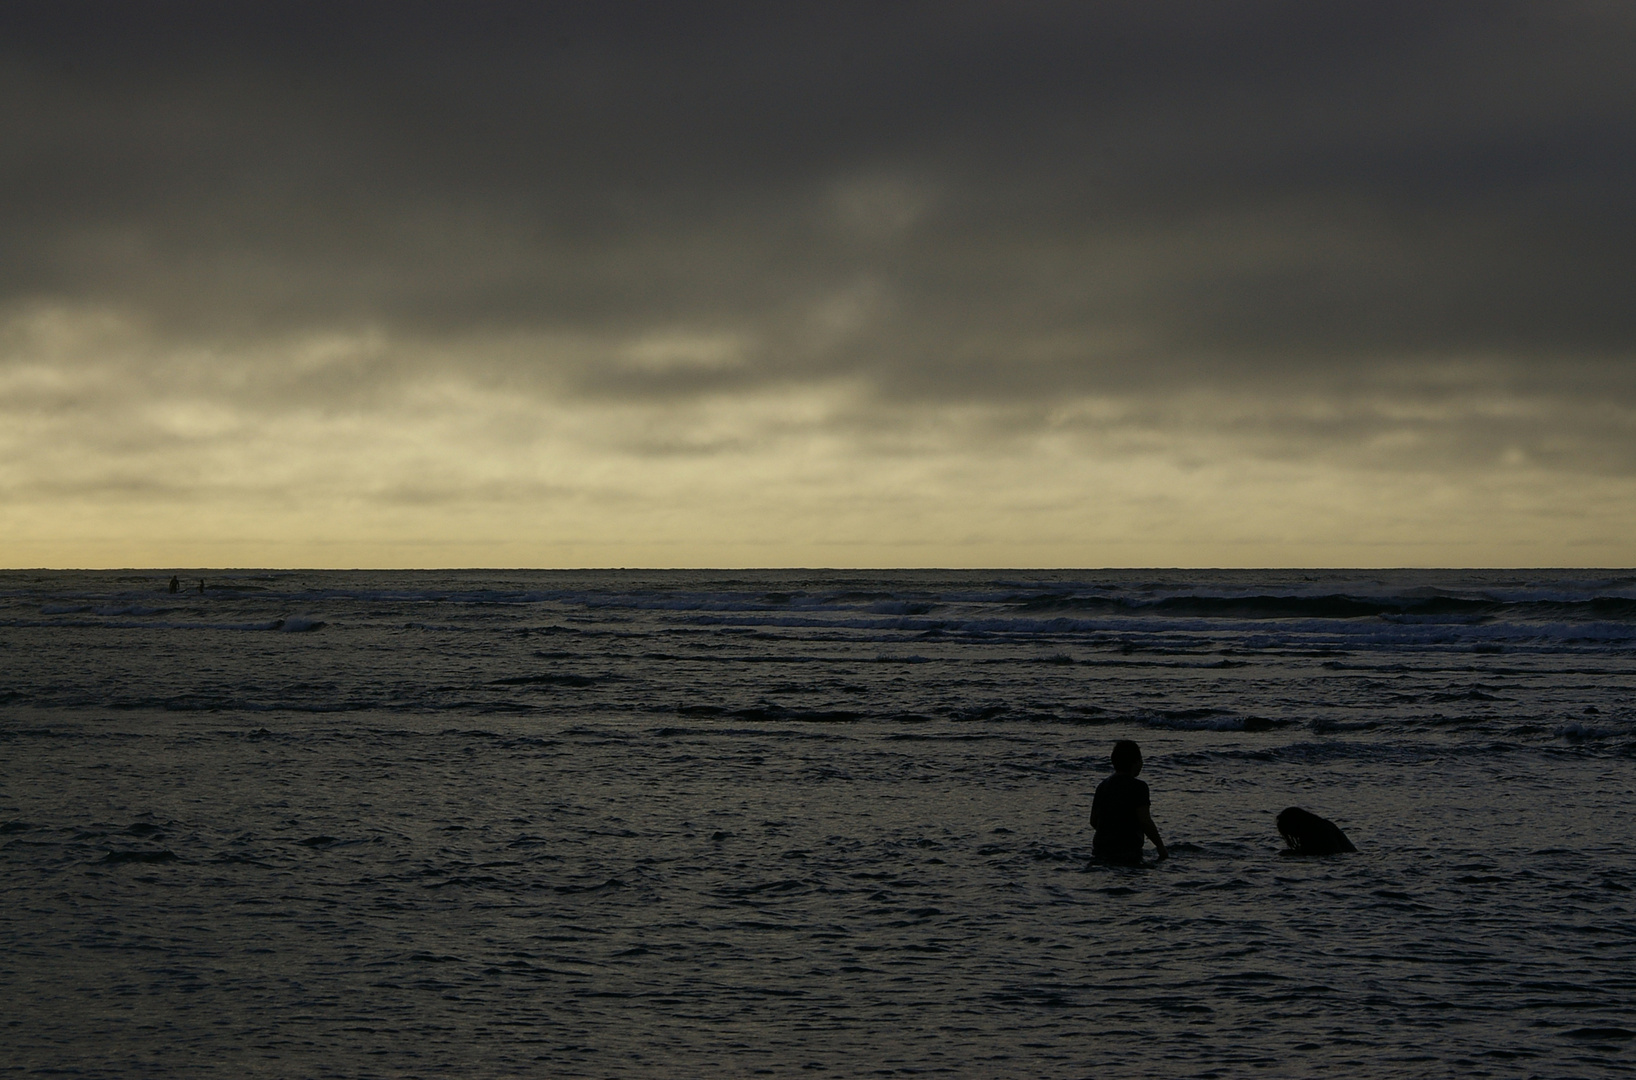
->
168 576 179 594
1276 807 1356 855
198 578 205 594
1091 739 1167 864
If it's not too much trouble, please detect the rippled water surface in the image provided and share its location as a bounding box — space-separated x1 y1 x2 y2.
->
3 569 1635 1077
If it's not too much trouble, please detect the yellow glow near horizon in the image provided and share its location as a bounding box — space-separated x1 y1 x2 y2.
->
3 304 1635 569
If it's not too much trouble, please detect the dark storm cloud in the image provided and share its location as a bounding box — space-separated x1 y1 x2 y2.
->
4 0 1635 408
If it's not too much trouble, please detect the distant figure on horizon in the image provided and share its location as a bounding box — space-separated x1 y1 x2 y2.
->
168 576 179 594
1091 739 1167 865
198 578 205 594
1276 807 1356 855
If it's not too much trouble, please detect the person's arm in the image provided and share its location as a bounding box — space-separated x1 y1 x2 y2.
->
1138 808 1167 861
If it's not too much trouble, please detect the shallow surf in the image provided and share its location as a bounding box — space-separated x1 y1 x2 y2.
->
3 569 1634 1076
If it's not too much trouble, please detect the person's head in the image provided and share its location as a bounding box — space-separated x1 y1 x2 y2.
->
1110 739 1142 776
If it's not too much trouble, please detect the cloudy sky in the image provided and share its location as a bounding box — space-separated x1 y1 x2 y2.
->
3 1 1634 568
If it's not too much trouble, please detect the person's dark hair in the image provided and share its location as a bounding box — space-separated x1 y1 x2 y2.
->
1276 806 1356 855
1110 739 1142 772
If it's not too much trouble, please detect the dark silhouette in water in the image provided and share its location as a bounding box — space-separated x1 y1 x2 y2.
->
198 578 205 594
1091 739 1167 864
168 575 179 593
1277 807 1356 855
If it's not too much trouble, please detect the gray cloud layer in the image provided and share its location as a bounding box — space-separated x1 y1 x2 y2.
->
4 1 1635 468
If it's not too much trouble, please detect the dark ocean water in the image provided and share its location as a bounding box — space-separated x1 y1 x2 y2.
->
2 569 1634 1078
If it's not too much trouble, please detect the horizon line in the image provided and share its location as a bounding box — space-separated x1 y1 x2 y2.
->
7 566 1634 574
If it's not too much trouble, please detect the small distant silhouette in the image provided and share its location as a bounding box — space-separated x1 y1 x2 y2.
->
168 576 179 593
1091 739 1167 864
1276 807 1356 855
198 578 206 594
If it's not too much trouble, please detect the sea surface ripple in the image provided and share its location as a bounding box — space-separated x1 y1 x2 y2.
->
2 569 1634 1077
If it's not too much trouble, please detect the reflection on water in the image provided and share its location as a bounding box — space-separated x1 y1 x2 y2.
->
1 570 1634 1076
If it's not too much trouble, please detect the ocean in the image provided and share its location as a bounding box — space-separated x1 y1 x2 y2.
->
2 569 1634 1078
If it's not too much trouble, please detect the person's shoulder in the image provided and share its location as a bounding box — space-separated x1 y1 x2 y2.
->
1097 772 1145 799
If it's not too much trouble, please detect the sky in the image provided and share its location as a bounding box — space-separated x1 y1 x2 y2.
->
3 1 1635 569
